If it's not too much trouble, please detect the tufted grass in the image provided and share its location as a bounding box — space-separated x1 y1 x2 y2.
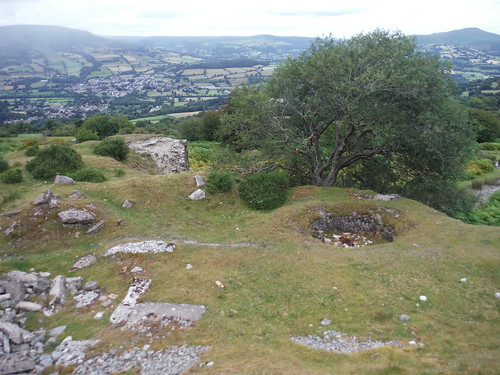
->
0 138 499 374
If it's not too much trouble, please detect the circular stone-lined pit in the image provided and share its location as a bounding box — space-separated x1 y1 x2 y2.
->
311 211 395 248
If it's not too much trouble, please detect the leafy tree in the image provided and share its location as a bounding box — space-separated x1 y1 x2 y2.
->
81 114 133 139
219 30 476 189
75 127 99 143
469 108 500 142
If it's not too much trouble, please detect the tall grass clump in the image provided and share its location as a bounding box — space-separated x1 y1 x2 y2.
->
206 171 234 194
25 143 84 179
93 137 129 161
0 156 8 173
238 171 290 210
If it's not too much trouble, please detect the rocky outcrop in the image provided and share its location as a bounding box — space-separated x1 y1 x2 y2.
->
104 240 175 256
128 136 189 174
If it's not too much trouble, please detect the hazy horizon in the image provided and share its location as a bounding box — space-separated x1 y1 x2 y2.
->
0 0 499 39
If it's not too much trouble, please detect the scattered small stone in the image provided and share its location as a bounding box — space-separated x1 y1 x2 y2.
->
71 254 97 271
399 314 410 322
32 190 58 206
460 278 468 283
15 301 43 312
215 280 224 289
320 318 332 326
69 191 85 199
94 311 105 320
188 189 205 200
408 340 417 345
194 175 205 187
130 266 143 273
49 326 67 337
186 264 193 270
372 193 400 201
49 275 67 306
419 296 427 302
495 292 500 299
84 281 99 291
206 361 215 367
122 200 134 208
54 175 75 184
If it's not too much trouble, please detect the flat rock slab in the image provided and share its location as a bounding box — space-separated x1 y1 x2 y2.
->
123 302 206 330
71 254 97 270
52 338 100 367
105 241 175 256
74 290 100 308
291 330 401 353
0 354 36 375
372 194 400 201
109 278 152 325
58 208 95 225
0 322 34 344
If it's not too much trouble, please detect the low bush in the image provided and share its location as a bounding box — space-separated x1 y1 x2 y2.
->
238 171 290 210
0 169 23 184
26 143 84 180
458 192 500 226
70 167 107 183
93 137 129 161
479 142 500 151
19 138 39 150
0 156 8 173
1 190 20 204
25 145 40 157
465 158 494 179
76 127 99 143
207 171 234 194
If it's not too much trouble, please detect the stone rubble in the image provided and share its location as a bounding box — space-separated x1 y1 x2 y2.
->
291 330 402 353
73 344 209 375
105 240 176 256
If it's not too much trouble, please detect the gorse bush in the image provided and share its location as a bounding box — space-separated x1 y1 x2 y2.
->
207 171 234 194
465 158 494 179
93 137 129 161
0 169 23 184
26 143 84 180
69 167 107 183
238 171 290 210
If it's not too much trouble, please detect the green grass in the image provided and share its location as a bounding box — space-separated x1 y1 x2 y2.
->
0 140 498 374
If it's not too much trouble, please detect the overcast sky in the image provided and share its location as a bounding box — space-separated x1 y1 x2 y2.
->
0 0 499 38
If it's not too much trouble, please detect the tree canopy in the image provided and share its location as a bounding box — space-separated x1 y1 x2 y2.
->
219 30 476 191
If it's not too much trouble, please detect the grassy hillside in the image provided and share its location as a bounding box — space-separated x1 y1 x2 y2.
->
0 137 499 374
416 27 500 54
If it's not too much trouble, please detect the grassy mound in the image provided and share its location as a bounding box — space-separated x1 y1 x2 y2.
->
0 136 498 374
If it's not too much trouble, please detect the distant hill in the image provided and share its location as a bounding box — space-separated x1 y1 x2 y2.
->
416 27 500 54
110 34 314 60
0 25 132 56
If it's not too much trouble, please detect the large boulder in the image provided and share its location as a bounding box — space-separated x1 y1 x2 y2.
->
127 137 189 174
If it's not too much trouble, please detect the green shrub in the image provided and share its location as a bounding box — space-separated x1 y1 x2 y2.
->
0 169 23 184
479 142 500 151
75 127 99 143
19 138 39 150
25 143 84 180
238 171 290 210
0 156 8 173
70 167 107 183
93 137 129 161
207 171 234 194
25 145 40 157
